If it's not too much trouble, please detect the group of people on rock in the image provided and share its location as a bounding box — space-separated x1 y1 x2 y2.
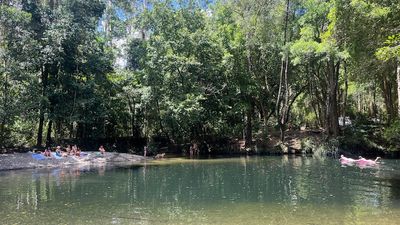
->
40 145 106 158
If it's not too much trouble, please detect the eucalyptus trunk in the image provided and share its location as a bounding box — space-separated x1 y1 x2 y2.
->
326 59 339 137
342 62 348 126
397 63 400 118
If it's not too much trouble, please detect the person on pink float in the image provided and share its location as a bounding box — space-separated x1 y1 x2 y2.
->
339 155 381 166
356 156 381 165
340 155 357 164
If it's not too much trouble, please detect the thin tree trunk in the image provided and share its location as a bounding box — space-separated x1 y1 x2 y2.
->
280 54 290 141
127 96 136 137
279 122 285 142
36 65 48 147
381 76 394 123
56 119 62 142
141 0 147 39
77 122 84 139
275 0 290 114
342 62 348 126
104 0 112 38
245 103 253 148
372 85 377 118
46 120 53 147
397 63 400 118
1 69 8 143
275 0 290 142
132 102 136 137
156 99 169 140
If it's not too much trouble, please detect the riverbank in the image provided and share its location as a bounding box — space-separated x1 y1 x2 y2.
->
0 152 148 171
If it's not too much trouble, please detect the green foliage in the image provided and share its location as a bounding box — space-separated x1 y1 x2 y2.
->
376 34 400 61
384 120 400 150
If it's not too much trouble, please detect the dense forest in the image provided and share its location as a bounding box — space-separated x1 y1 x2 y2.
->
0 0 399 154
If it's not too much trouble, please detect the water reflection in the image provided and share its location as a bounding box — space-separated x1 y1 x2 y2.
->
1 156 400 224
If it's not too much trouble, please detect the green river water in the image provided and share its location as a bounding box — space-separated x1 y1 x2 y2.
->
1 155 400 225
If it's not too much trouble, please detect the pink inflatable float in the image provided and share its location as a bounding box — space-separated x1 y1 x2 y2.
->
356 156 381 166
339 155 381 167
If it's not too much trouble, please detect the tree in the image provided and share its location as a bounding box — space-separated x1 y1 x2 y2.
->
376 34 400 117
0 3 36 146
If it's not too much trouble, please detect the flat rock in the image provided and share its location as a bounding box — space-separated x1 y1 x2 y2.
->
0 152 148 171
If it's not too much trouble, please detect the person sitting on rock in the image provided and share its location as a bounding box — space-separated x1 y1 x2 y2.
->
99 145 106 155
75 147 81 157
55 146 64 157
66 145 71 155
71 145 77 156
44 147 52 157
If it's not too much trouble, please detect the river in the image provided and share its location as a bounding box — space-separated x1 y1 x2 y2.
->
1 155 400 224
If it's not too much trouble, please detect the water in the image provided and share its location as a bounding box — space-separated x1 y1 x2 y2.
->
1 156 400 225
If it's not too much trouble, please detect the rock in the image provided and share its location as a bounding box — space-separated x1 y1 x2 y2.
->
0 152 148 171
278 142 289 154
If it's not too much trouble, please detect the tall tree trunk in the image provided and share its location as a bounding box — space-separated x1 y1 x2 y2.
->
326 60 339 137
69 123 74 139
155 99 169 140
275 0 290 141
127 96 136 137
245 103 254 148
372 84 377 118
77 122 84 139
280 54 290 141
342 62 348 126
55 119 62 142
104 0 112 39
279 122 285 142
36 65 49 147
45 120 53 147
397 63 400 118
381 76 394 122
1 69 8 141
275 0 290 113
141 0 147 40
